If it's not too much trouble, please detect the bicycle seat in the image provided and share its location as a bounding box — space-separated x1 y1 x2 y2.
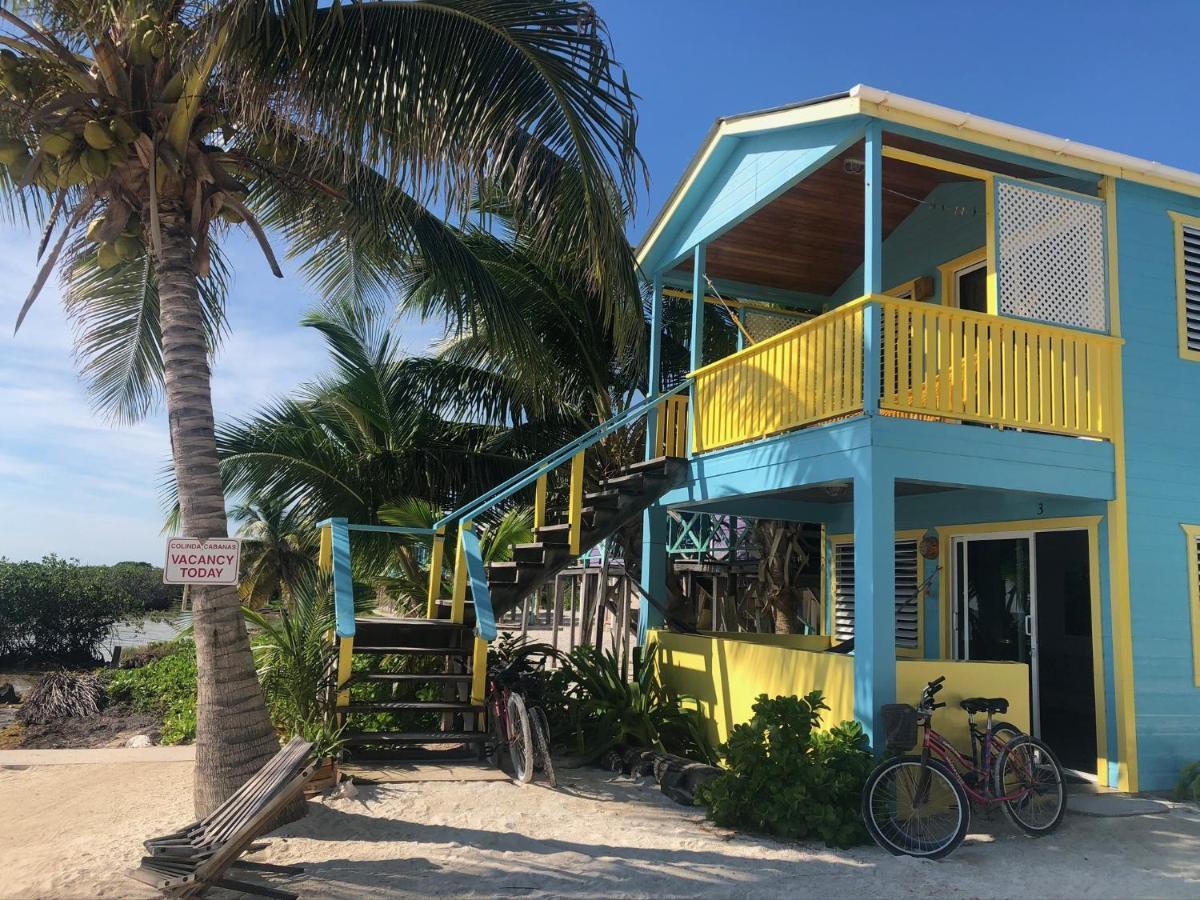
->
960 697 1009 715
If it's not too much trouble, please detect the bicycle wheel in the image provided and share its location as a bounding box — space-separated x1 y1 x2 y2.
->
993 735 1066 836
531 707 557 788
506 691 534 785
863 755 970 859
991 720 1023 743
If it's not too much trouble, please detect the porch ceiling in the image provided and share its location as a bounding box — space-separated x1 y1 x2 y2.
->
672 133 1060 298
772 480 961 504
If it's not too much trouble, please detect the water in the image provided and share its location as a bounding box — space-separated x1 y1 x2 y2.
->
98 611 189 661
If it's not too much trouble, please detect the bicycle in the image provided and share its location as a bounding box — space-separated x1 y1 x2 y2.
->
485 655 557 787
862 675 1066 859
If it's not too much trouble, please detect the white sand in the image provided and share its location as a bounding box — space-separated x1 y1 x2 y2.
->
2 758 1199 899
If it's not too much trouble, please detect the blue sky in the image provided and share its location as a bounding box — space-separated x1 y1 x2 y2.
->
3 0 1199 564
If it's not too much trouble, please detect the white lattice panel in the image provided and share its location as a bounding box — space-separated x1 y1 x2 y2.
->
996 180 1107 331
743 307 811 342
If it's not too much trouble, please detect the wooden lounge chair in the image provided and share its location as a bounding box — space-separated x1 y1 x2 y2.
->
129 736 315 898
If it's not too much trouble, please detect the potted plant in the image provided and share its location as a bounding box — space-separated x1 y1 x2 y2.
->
302 717 347 795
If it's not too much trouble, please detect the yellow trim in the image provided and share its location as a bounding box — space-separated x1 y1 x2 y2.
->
336 635 353 710
318 525 332 573
533 474 548 530
567 451 585 556
1181 525 1200 688
1099 177 1122 338
450 521 472 625
470 636 490 707
828 528 927 659
424 528 446 620
882 145 994 182
937 247 988 307
985 180 999 315
884 277 927 301
934 516 1110 787
1168 211 1200 361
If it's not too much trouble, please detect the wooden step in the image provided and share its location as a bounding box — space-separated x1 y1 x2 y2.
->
599 472 661 492
351 645 472 656
618 455 682 475
486 560 545 584
343 701 483 714
533 523 571 545
348 672 473 685
343 731 489 745
583 488 621 508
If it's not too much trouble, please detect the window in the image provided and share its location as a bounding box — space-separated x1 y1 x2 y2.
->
1181 524 1200 687
832 537 922 653
1171 212 1200 361
937 248 988 312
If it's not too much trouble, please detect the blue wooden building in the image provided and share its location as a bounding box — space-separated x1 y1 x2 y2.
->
323 86 1199 795
635 85 1200 794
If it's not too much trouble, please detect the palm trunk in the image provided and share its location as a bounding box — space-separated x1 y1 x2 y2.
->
154 204 285 817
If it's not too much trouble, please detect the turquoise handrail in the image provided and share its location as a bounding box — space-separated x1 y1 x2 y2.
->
433 379 692 531
323 380 692 642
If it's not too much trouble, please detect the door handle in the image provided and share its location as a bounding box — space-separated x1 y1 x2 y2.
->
1024 614 1032 637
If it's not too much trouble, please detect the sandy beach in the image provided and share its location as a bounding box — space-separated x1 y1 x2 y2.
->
1 751 1199 899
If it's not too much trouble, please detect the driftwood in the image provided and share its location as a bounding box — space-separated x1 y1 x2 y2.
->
17 671 102 725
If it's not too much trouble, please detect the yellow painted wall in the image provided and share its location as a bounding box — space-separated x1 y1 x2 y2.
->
652 631 1029 754
896 659 1030 752
651 631 854 749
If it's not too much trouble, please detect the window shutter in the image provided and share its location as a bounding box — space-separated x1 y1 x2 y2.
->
832 539 921 650
1182 224 1200 353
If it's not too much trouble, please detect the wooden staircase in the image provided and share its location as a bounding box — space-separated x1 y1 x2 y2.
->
340 455 686 757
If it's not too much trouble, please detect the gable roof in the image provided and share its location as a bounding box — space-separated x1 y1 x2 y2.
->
637 84 1200 269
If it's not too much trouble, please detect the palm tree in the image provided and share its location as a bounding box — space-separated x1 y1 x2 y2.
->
2 0 641 814
232 497 315 609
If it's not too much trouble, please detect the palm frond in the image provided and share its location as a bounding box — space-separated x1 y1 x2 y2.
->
61 237 230 422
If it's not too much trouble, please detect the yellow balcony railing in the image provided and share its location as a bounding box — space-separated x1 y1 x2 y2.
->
690 300 867 453
688 294 1121 454
878 296 1121 440
654 394 690 457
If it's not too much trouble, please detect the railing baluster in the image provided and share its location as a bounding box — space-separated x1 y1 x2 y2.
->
425 527 446 619
450 520 473 625
568 450 585 556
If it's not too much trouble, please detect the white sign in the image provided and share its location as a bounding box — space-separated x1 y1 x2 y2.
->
163 537 241 585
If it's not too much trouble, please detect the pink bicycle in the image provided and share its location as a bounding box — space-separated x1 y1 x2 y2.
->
862 675 1066 859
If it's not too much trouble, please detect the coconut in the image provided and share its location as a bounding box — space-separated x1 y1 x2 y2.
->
160 72 184 104
97 243 122 270
39 130 75 157
114 235 140 261
110 117 138 144
85 216 106 242
80 147 111 179
83 120 115 151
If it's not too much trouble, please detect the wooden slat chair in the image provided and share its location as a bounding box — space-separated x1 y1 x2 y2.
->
129 737 315 898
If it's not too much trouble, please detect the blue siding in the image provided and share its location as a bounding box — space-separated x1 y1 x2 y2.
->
832 181 987 303
646 118 864 271
1115 179 1200 790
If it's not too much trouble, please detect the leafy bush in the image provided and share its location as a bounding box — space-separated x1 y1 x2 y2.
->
696 692 874 849
103 640 197 744
558 643 712 763
0 555 132 664
1177 761 1200 804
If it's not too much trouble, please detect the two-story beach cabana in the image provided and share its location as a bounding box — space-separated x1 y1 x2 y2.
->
637 86 1200 794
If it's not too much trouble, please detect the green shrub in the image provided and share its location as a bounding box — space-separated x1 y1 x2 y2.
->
696 692 874 849
1176 761 1200 804
103 640 197 744
558 643 713 763
0 555 132 664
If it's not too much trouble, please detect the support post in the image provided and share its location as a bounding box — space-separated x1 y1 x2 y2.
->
853 452 896 751
639 502 669 644
450 520 473 625
864 121 883 296
645 275 664 459
568 450 585 555
686 244 706 457
864 300 882 416
425 527 446 619
329 518 354 638
533 473 548 530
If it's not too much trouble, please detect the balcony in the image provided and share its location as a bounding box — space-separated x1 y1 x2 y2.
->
684 295 1121 455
